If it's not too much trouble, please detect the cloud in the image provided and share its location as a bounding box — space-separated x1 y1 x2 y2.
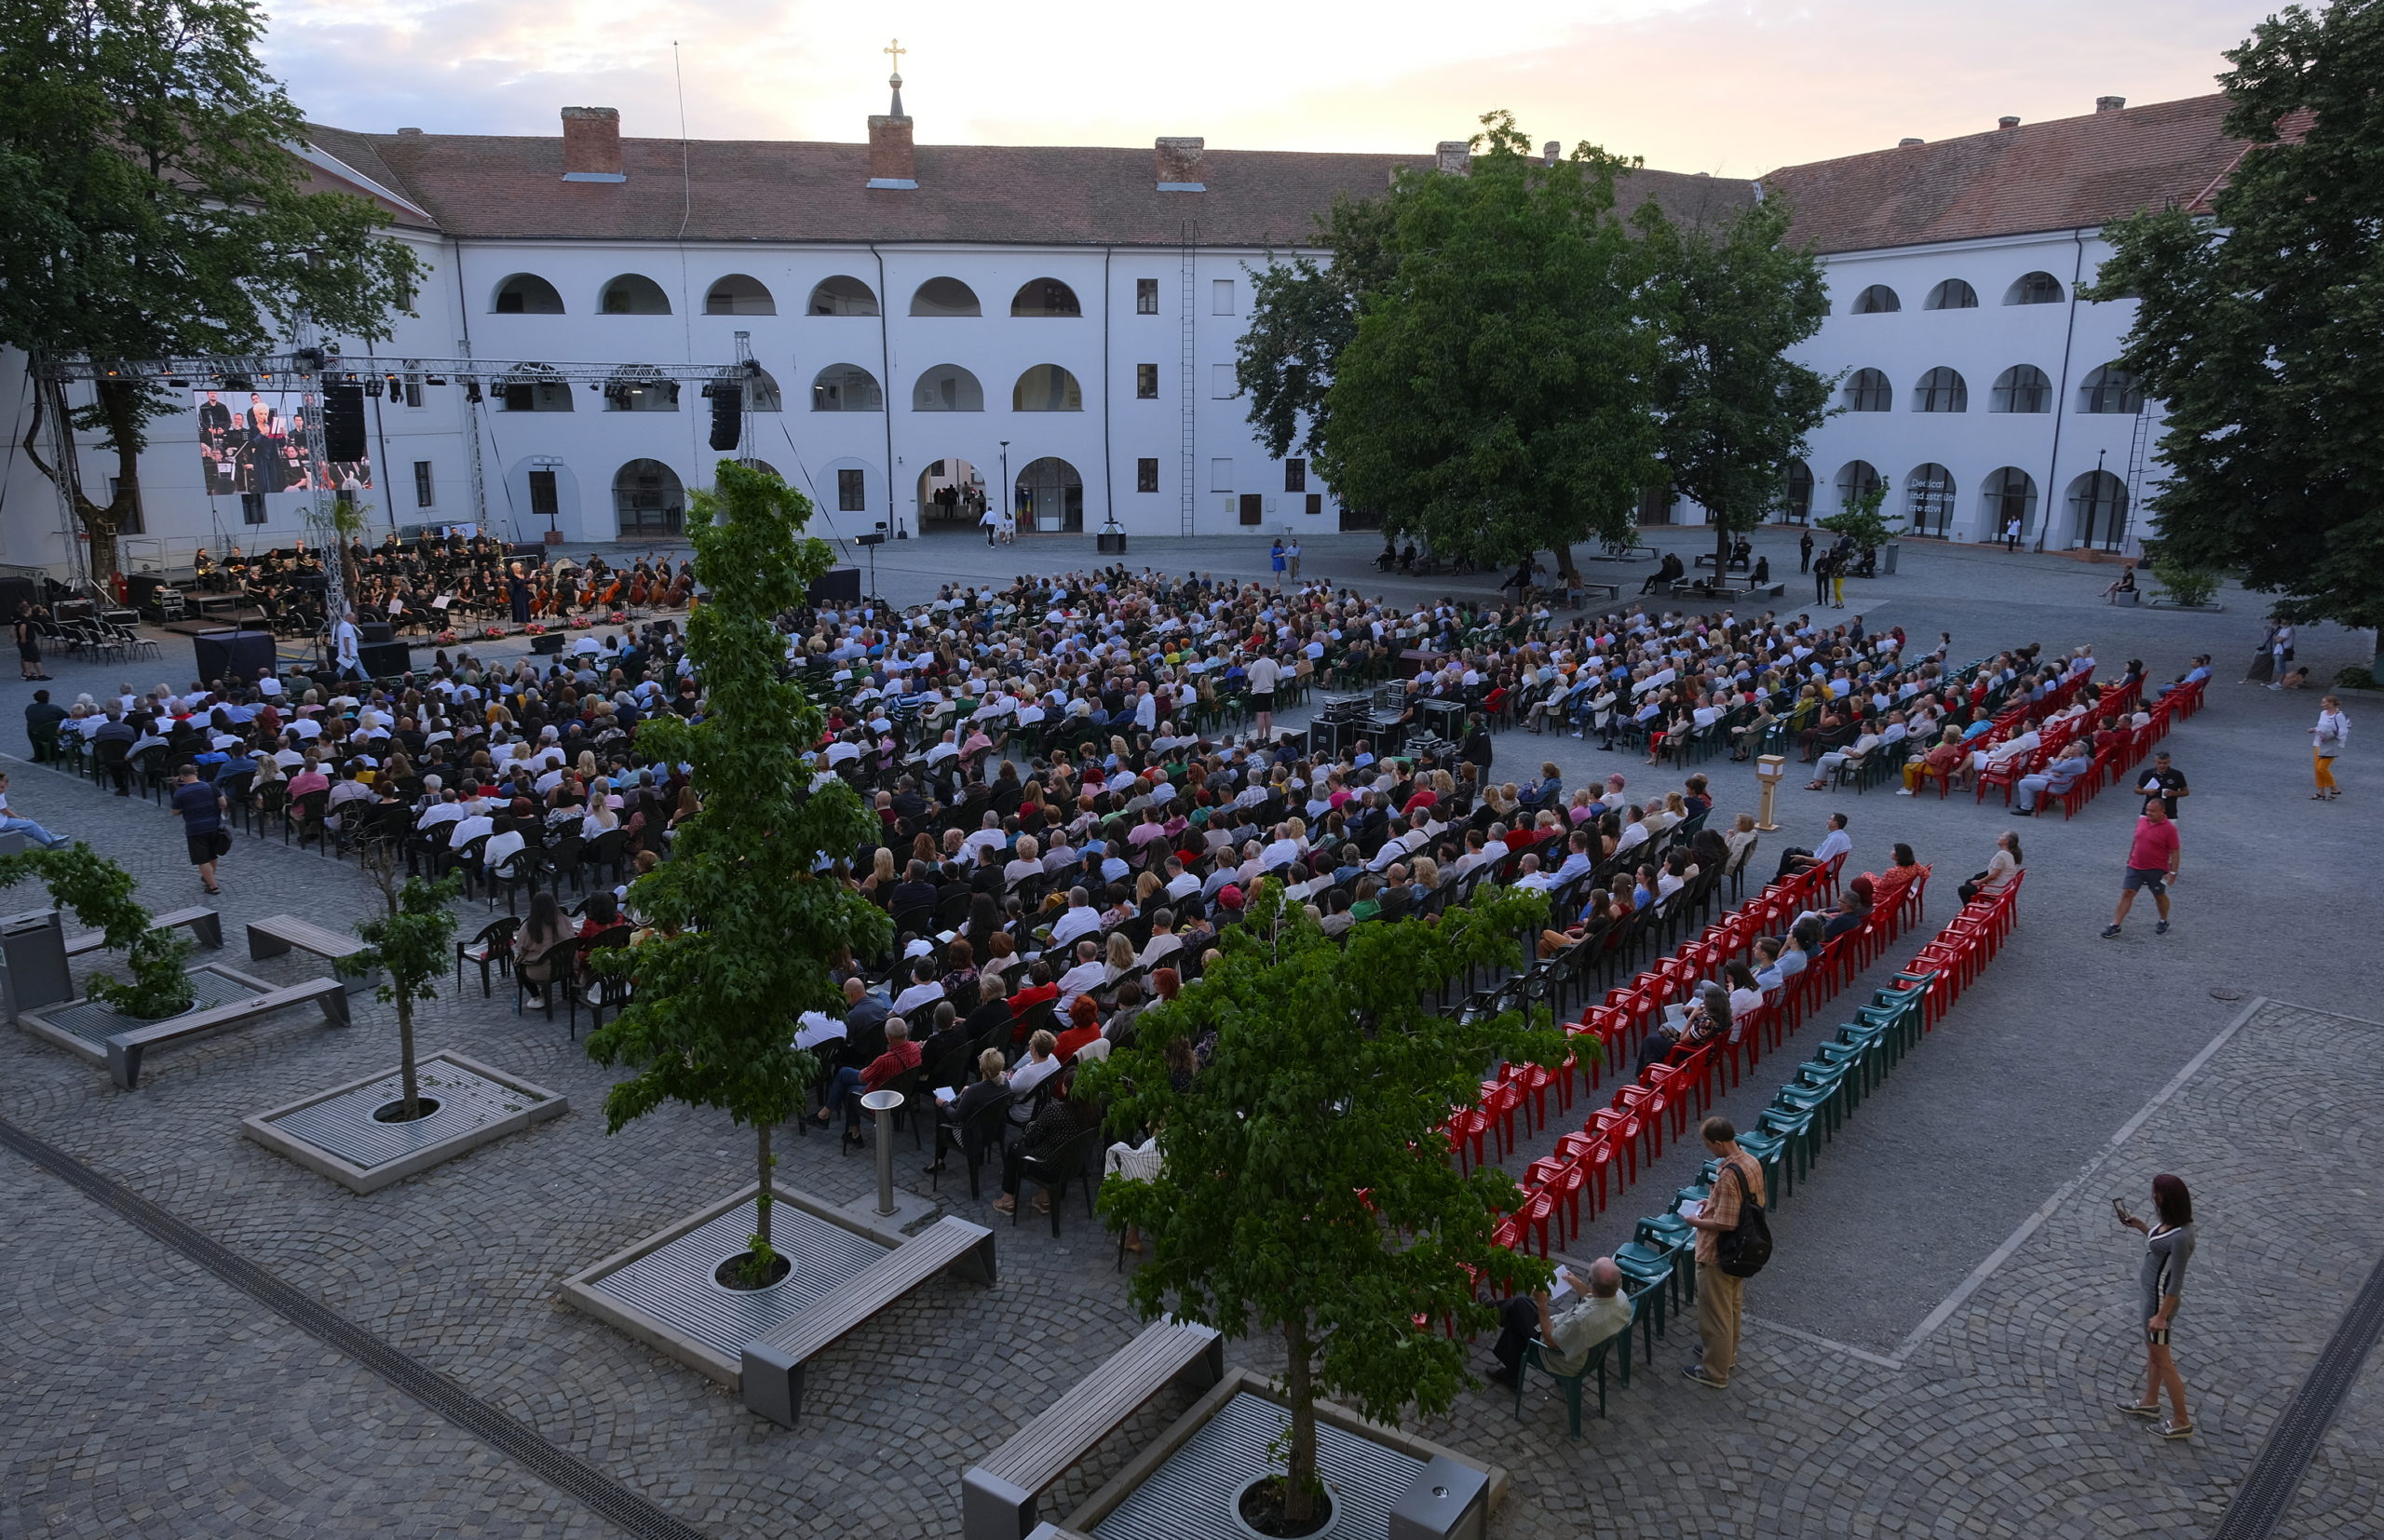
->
266 0 2256 174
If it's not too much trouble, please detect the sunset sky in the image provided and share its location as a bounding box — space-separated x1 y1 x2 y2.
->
267 0 2267 175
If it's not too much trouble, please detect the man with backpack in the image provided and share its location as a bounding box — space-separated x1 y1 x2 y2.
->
1683 1115 1769 1389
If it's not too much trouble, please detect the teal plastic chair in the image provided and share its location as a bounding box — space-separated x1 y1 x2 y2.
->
1514 1317 1632 1436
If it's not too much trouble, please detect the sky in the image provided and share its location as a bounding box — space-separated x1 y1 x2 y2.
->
264 0 2268 175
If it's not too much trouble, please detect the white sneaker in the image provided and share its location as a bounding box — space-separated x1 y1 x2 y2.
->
1895 789 1914 796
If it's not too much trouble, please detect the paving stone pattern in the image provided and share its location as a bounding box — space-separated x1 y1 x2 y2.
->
4 532 2380 1537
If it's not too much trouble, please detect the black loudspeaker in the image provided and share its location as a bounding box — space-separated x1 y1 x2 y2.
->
807 565 860 605
323 385 367 462
193 629 276 683
359 622 394 643
707 385 740 452
529 634 565 655
359 641 412 677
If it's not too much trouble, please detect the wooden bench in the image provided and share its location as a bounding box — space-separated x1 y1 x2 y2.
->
66 906 223 959
1587 543 1659 563
962 1318 1226 1540
107 976 351 1090
248 913 378 993
739 1215 996 1427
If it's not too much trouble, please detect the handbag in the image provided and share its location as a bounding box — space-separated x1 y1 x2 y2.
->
1715 1160 1772 1278
210 828 234 858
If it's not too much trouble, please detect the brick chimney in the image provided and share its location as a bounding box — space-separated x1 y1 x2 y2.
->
1156 137 1206 192
561 107 624 183
1898 137 1925 148
1435 140 1471 174
1998 115 2022 131
2095 95 2127 113
867 69 916 188
1542 140 1560 166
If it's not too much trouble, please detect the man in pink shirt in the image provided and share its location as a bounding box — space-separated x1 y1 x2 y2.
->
2104 801 2182 939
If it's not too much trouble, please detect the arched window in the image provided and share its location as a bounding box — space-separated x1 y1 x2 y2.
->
807 276 879 317
704 274 775 316
598 275 671 315
495 363 574 412
614 459 684 536
492 274 565 315
2077 363 2144 414
2068 470 2130 549
1905 463 1956 537
1012 364 1084 412
743 367 781 412
1010 278 1082 317
912 364 984 412
603 366 678 412
1842 368 1892 412
910 277 982 317
1850 284 1901 315
1924 278 1978 310
1979 467 2039 535
1780 461 1815 523
2004 271 2065 305
1835 460 1881 512
1989 365 2052 413
1913 367 1968 412
811 364 883 412
1014 456 1085 533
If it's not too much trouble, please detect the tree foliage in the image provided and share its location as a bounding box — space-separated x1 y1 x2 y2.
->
352 873 462 1119
1319 113 1659 577
586 462 892 1273
2087 0 2384 652
1081 880 1574 1523
0 844 193 1019
1635 194 1836 569
1817 479 1896 554
0 0 424 574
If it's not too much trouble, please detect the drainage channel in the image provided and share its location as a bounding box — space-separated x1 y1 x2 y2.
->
2211 1249 2384 1540
0 1115 710 1540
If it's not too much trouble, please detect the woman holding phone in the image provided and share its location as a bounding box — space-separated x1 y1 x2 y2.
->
2116 1173 2196 1439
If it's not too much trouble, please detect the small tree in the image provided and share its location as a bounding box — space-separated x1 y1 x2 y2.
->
1082 881 1574 1532
587 461 891 1283
1817 480 1897 558
351 871 463 1120
0 844 194 1019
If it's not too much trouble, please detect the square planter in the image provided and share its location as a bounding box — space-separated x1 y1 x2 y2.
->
240 1049 568 1194
18 962 274 1065
559 1182 911 1385
1063 1369 1504 1540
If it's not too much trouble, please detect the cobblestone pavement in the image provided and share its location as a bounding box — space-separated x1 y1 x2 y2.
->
3 534 2379 1536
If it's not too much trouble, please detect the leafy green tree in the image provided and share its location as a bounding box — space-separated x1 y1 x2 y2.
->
351 873 463 1120
0 0 424 575
0 845 194 1019
1320 113 1661 581
1817 480 1896 556
1635 195 1836 574
2086 0 2384 658
1237 195 1399 466
587 462 891 1282
1082 880 1574 1528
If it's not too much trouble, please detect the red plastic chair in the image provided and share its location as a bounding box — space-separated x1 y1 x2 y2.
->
1587 1108 1645 1188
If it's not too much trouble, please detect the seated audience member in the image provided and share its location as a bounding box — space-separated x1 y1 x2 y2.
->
926 1048 1012 1177
993 1080 1101 1215
812 1018 921 1146
1486 1258 1633 1388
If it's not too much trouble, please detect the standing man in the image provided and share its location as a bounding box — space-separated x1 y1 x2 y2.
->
1285 537 1302 585
2103 800 2181 939
2135 751 2188 820
1245 649 1282 744
171 763 231 895
2004 515 2023 552
332 609 363 682
1682 1116 1765 1389
1812 547 1833 607
1798 529 1814 574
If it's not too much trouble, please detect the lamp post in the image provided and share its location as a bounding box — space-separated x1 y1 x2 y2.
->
860 1089 905 1217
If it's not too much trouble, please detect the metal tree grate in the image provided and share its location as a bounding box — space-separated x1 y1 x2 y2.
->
2212 1250 2384 1540
587 1198 887 1359
36 967 262 1046
1092 1392 1425 1540
0 1115 711 1540
267 1057 544 1170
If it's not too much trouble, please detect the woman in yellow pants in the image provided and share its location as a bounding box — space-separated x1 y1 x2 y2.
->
2312 696 2350 799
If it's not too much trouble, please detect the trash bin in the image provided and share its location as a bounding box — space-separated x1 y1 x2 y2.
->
1388 1455 1491 1540
0 908 73 1020
1879 541 1901 575
1096 530 1128 555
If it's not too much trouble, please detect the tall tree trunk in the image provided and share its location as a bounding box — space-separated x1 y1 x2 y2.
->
94 381 148 580
397 996 419 1117
1282 1316 1319 1524
755 1121 774 1251
1552 544 1579 585
1714 520 1733 578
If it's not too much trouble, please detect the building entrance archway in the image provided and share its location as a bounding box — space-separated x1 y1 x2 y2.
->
917 458 987 534
614 459 684 537
1015 456 1084 534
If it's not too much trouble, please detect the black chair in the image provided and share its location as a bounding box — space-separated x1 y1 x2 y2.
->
456 915 521 997
1013 1123 1104 1236
515 937 576 1021
483 848 536 914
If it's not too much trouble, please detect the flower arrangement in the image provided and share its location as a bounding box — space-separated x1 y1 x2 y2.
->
607 610 629 625
434 629 457 645
568 615 592 629
481 624 509 641
523 623 546 636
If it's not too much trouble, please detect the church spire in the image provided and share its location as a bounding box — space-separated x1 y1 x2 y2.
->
884 38 907 118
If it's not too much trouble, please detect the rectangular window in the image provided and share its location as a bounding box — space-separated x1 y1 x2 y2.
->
105 477 144 534
1136 363 1158 399
1137 458 1159 493
413 460 435 507
239 491 267 526
1211 363 1236 399
528 468 560 520
837 467 866 512
1136 278 1159 315
1305 493 1323 518
402 377 423 408
1238 493 1263 525
1284 459 1307 493
1212 278 1235 316
1210 457 1234 493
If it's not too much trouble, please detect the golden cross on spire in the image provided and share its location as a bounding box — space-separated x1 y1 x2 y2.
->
884 37 905 76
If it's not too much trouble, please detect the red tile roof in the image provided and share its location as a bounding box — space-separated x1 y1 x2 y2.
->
1759 95 2245 253
300 126 1753 248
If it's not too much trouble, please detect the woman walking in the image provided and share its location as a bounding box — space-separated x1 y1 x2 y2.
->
2117 1173 2196 1439
13 603 47 682
2312 695 2350 800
